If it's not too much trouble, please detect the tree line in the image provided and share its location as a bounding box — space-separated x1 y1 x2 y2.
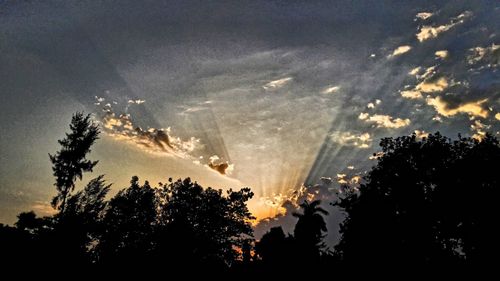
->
1 112 499 274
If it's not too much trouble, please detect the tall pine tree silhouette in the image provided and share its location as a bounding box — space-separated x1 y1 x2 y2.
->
49 112 99 212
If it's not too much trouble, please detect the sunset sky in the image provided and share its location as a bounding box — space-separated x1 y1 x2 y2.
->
1 0 499 245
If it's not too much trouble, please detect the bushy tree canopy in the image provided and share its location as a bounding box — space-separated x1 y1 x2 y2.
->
335 132 500 265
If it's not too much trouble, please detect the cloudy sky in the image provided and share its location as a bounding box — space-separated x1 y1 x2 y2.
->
1 0 499 245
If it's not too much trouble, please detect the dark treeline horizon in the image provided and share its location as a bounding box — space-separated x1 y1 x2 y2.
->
1 112 499 274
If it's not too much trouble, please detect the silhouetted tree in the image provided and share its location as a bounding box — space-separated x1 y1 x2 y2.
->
255 226 295 267
63 175 111 227
15 211 43 234
293 200 329 261
241 239 252 264
96 176 157 265
49 112 99 212
14 109 500 272
0 223 33 267
55 175 111 263
3 211 57 270
335 132 500 266
157 178 255 268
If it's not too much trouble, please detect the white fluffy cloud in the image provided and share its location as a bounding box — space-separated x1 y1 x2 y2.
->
415 12 433 20
359 112 411 129
416 76 449 93
387 45 412 58
416 11 472 42
366 99 381 109
435 50 449 59
330 131 372 148
408 67 421 77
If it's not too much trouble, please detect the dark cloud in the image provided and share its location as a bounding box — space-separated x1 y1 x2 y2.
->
207 155 233 175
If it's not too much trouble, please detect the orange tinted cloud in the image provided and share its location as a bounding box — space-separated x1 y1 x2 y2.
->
416 11 472 42
426 96 489 118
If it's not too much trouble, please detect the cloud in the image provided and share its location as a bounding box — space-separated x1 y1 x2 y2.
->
415 76 448 93
95 96 243 178
330 131 372 148
336 173 347 184
31 201 57 216
415 12 433 20
177 101 213 115
417 25 453 42
432 115 443 122
414 130 429 139
470 120 489 141
435 50 449 59
467 43 499 67
96 98 199 159
335 173 360 185
366 99 381 109
96 100 237 176
252 179 339 241
401 65 447 100
408 67 421 76
94 96 105 105
420 66 437 80
207 155 234 175
387 45 412 58
253 172 360 246
263 77 293 90
400 90 423 99
350 175 361 184
426 96 489 118
322 85 340 94
416 11 472 42
358 112 411 129
128 99 146 104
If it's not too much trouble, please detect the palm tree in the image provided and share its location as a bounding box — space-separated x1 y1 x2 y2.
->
292 200 329 259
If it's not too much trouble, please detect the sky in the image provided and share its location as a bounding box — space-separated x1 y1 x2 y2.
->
0 0 499 246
